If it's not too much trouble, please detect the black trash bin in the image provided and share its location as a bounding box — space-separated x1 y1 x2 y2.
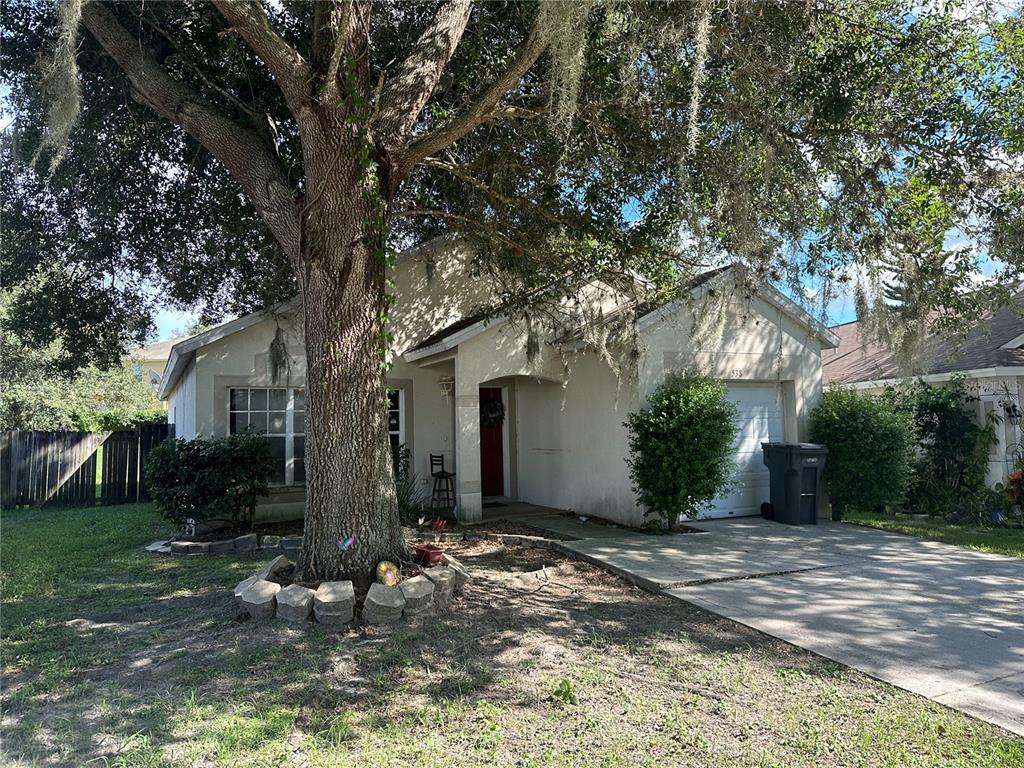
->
761 443 828 525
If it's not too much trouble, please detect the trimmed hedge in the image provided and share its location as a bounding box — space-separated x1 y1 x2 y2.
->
626 372 739 530
145 430 274 530
809 388 914 518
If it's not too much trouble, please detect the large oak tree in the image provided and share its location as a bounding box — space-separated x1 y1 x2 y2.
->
3 0 1021 583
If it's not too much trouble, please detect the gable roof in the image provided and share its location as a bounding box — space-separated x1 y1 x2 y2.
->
406 265 840 359
822 291 1024 386
128 335 190 363
407 312 490 353
633 265 839 348
160 264 843 397
157 299 299 399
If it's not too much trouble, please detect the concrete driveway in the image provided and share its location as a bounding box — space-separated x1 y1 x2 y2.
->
526 514 1024 736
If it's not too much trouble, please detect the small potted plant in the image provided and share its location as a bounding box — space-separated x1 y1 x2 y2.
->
414 518 447 564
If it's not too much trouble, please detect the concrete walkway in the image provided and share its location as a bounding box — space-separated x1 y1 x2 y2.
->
523 514 1024 737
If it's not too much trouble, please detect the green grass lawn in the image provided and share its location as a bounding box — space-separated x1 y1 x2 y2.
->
843 510 1024 558
2 503 1023 767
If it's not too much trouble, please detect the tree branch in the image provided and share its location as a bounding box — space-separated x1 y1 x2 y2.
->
81 2 300 260
398 16 547 178
140 12 261 121
212 0 312 112
374 0 473 147
312 1 353 99
394 208 525 253
421 157 565 225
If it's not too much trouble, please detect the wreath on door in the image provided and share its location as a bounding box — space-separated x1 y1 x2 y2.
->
480 399 505 427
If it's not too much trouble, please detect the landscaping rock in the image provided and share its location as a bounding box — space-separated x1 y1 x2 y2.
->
240 579 280 619
513 563 577 588
261 535 281 550
499 533 552 548
233 575 260 606
424 567 456 605
255 554 293 581
441 554 471 592
208 539 235 554
234 534 258 552
314 581 355 628
281 535 304 550
399 575 435 616
187 542 210 555
362 582 405 624
169 541 191 555
276 584 315 623
145 540 168 553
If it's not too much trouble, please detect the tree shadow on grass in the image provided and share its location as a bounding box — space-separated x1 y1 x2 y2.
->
2 539 1016 767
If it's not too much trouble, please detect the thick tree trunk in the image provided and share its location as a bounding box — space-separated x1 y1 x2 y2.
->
295 123 406 588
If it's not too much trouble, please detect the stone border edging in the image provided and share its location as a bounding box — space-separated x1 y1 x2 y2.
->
147 526 661 593
233 553 471 627
153 526 661 625
145 533 304 557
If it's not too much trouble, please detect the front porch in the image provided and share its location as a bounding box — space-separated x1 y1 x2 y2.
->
401 315 571 524
477 500 569 525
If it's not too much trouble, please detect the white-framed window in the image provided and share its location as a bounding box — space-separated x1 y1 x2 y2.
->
387 388 405 454
228 387 305 485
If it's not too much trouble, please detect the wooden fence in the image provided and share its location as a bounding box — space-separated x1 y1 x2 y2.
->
0 423 174 509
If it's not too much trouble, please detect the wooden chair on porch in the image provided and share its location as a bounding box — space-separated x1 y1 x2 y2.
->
429 453 455 510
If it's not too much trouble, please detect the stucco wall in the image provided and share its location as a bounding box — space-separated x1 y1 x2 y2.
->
515 354 641 523
390 239 493 353
448 319 568 520
505 280 828 526
167 360 197 439
639 287 825 441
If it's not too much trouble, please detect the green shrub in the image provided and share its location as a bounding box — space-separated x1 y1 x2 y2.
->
145 430 274 530
86 407 168 431
625 372 739 530
888 377 998 516
809 388 914 518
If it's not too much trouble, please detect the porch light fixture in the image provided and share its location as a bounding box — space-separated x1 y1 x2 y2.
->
439 376 455 400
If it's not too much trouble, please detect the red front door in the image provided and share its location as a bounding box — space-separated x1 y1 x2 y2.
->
479 387 504 497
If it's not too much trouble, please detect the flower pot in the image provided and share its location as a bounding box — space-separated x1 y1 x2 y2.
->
414 543 445 565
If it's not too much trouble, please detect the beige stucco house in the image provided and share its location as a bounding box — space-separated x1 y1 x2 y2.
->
159 240 838 525
823 291 1024 484
128 336 189 395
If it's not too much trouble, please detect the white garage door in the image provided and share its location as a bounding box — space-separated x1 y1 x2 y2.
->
699 382 784 519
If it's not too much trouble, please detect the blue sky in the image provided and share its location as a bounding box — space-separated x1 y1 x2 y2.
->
153 306 200 340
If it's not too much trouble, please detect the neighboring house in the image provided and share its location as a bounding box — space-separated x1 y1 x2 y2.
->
822 291 1024 483
159 240 838 525
128 336 189 395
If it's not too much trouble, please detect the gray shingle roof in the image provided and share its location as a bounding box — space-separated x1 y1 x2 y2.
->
822 292 1024 385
